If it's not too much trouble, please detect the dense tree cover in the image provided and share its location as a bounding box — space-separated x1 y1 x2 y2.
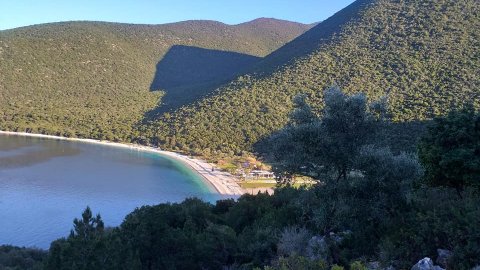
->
148 0 479 155
43 189 480 269
0 19 311 141
42 89 480 269
418 105 480 193
0 246 46 270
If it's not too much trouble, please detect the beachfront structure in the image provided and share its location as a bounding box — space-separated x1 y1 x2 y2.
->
246 170 275 179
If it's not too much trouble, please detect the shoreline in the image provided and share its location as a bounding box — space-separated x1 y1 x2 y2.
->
0 131 245 196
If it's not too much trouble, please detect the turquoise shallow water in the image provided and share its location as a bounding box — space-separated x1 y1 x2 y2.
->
0 135 222 249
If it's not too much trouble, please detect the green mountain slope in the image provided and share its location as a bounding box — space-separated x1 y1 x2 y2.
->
0 19 311 140
252 0 371 73
148 0 480 154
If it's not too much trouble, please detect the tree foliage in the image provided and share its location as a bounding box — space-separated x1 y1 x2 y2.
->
0 246 46 270
267 87 384 182
45 207 108 270
418 105 480 193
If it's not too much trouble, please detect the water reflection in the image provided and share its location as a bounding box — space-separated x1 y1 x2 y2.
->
0 143 80 169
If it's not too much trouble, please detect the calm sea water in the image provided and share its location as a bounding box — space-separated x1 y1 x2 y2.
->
0 135 222 249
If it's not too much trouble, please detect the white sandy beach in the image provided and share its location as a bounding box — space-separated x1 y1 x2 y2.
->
0 131 245 196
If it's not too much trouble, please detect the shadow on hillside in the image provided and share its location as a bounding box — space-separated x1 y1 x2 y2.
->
146 45 261 117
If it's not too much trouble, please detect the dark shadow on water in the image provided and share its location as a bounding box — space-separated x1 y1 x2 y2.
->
146 45 261 118
0 146 80 169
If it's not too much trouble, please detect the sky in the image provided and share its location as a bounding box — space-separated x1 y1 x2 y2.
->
0 0 355 30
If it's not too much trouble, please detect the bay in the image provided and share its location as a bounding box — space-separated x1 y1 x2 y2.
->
0 134 221 248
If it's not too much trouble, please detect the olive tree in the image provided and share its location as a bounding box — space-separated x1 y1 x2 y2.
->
268 86 386 183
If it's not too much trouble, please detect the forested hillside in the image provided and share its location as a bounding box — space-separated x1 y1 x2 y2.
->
1 0 478 156
0 19 311 141
147 0 479 155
